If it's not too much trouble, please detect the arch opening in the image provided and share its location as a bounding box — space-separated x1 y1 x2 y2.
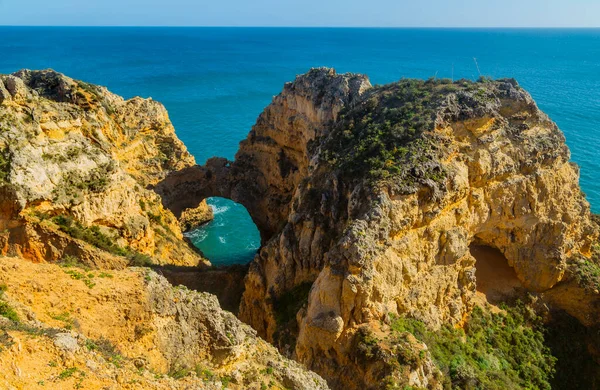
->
470 244 525 305
185 197 261 266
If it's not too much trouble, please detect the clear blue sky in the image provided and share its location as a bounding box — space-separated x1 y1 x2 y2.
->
0 0 599 27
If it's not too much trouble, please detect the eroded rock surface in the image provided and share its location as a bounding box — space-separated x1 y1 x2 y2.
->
0 69 211 268
0 255 329 389
155 69 371 241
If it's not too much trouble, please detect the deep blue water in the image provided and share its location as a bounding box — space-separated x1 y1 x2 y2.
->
1 27 599 265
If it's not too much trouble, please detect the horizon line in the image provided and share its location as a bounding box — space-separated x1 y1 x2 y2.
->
1 25 600 29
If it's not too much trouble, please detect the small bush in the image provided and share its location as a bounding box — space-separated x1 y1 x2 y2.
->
0 301 19 322
59 255 90 271
273 282 313 326
169 367 191 380
322 79 455 186
52 214 153 266
58 367 78 380
570 243 600 291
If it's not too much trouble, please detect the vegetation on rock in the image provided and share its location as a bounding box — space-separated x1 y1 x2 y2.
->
389 303 556 390
52 215 152 266
321 78 498 191
273 282 313 353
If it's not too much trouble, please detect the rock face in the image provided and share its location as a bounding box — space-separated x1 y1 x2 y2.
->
155 69 371 241
158 68 600 389
0 255 329 389
179 199 214 231
0 69 211 268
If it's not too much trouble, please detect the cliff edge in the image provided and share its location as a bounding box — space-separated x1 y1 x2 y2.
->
0 69 213 268
158 68 600 389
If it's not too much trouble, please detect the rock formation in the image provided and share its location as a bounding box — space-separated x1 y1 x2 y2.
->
157 68 600 389
154 69 371 241
0 256 328 389
0 69 329 390
3 67 600 389
0 69 212 268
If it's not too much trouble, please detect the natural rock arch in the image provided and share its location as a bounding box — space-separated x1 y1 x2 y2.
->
155 69 372 243
155 68 600 390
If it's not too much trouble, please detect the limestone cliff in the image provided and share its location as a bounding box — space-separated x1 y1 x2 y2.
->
0 69 211 268
158 68 600 389
0 69 329 390
155 69 371 241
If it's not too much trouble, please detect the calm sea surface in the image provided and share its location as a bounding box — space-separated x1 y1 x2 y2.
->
1 27 599 265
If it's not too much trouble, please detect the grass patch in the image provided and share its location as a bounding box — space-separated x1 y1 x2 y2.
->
59 255 91 271
49 311 74 330
85 337 124 367
0 302 19 323
63 268 96 289
0 285 19 323
52 215 153 266
58 367 78 380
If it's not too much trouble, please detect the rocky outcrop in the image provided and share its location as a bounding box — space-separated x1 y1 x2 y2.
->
179 200 214 231
0 255 329 389
155 69 371 241
158 69 600 389
4 67 600 389
0 69 211 268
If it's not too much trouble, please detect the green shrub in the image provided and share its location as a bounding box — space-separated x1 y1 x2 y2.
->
273 282 313 326
390 303 556 390
321 78 499 191
59 255 90 271
58 367 78 380
322 79 454 185
169 367 191 380
570 243 600 291
52 214 153 266
88 337 124 367
0 301 19 322
272 282 313 352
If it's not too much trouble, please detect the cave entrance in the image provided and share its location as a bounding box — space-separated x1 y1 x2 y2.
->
470 244 525 305
185 197 261 266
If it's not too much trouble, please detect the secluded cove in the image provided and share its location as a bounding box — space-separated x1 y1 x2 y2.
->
185 197 261 266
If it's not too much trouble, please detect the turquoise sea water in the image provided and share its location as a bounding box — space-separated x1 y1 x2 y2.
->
1 27 599 265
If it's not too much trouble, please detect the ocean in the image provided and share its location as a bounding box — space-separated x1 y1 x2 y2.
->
1 27 599 265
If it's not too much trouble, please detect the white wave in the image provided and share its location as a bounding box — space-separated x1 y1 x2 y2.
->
218 236 227 244
210 205 230 215
245 242 260 250
184 229 208 242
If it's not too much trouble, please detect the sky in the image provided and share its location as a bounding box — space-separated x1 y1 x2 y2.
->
0 0 599 27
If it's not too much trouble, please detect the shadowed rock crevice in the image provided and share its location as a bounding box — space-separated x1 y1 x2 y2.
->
151 264 249 314
470 244 526 304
